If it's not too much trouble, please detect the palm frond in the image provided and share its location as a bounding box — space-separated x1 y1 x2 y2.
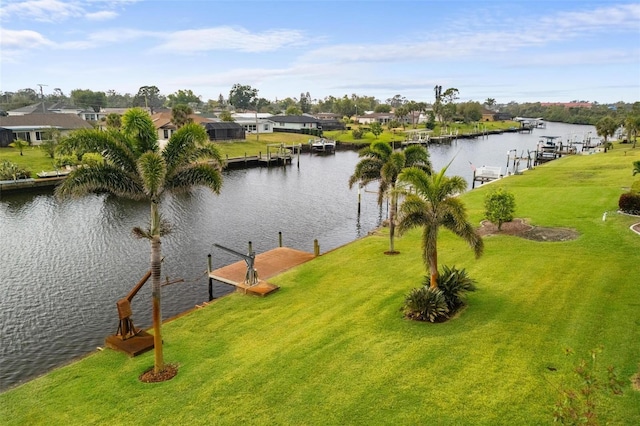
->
165 163 223 194
137 152 167 198
121 108 158 154
55 164 145 200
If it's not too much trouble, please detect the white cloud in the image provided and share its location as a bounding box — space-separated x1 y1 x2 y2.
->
152 26 309 54
85 10 117 21
0 0 84 22
0 28 53 49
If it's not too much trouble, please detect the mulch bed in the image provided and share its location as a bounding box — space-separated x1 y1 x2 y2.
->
139 364 178 383
477 218 580 242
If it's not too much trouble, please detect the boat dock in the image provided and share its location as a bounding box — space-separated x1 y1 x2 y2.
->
208 247 315 296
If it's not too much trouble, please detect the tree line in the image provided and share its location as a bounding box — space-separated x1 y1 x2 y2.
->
1 84 638 129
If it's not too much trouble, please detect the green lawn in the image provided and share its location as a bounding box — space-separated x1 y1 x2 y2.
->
1 145 639 425
0 146 59 178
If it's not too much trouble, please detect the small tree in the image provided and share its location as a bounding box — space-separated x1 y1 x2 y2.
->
370 122 383 139
219 110 234 122
484 187 515 230
39 128 63 159
9 139 28 156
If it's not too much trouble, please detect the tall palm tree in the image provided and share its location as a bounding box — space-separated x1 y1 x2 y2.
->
349 141 432 253
397 164 483 289
56 108 223 375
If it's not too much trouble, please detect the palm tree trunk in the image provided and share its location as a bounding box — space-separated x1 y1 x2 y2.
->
389 188 396 253
150 202 164 374
429 251 438 289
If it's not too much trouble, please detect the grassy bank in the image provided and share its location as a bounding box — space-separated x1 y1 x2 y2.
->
1 145 639 425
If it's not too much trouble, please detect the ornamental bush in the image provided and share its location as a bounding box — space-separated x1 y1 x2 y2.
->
484 187 516 230
618 192 640 215
434 265 477 312
402 287 449 322
351 128 364 139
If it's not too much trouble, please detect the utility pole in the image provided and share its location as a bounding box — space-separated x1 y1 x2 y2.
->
37 84 48 113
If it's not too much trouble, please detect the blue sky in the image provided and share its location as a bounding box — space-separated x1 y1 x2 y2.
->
1 0 639 105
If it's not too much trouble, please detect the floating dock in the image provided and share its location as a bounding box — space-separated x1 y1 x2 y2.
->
208 247 315 296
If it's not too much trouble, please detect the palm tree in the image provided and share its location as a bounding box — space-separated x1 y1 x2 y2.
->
397 164 483 289
9 139 28 156
349 141 432 253
56 108 223 376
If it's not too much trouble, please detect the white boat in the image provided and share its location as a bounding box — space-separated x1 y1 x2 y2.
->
310 138 336 153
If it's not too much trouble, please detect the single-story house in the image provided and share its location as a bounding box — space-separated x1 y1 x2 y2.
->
357 113 396 125
0 114 93 147
269 115 320 133
150 111 216 141
231 113 274 134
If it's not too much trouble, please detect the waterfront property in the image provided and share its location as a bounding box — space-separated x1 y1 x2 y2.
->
1 141 639 423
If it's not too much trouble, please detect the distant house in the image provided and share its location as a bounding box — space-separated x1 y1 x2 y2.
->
150 111 244 143
357 113 395 125
269 115 320 133
150 111 216 141
0 114 93 147
6 102 150 122
231 113 274 134
540 102 593 109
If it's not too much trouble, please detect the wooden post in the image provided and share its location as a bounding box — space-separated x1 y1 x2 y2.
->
248 241 253 256
357 184 362 215
297 144 301 169
314 239 320 256
278 231 283 247
472 170 477 189
207 254 213 301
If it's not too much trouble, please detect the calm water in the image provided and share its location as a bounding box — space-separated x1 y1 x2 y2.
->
0 122 594 391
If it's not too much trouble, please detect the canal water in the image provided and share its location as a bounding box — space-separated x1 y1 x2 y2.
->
0 121 595 391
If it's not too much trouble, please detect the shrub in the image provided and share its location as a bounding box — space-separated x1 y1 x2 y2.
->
484 187 516 230
352 128 364 139
0 160 31 180
81 153 103 167
618 192 640 215
434 265 477 311
402 287 449 322
54 155 79 169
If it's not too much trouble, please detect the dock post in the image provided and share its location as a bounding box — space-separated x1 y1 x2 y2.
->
357 184 362 214
314 239 320 256
207 254 213 301
297 144 301 169
248 241 253 256
472 170 476 189
279 231 283 247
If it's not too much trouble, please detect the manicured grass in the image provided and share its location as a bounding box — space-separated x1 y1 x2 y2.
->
1 145 640 424
0 146 59 177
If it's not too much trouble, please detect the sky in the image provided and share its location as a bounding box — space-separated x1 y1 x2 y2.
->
1 0 639 105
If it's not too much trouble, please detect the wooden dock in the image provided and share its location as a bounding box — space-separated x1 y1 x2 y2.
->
208 247 315 296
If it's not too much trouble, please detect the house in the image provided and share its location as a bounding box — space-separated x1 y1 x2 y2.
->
150 111 216 141
6 102 151 122
150 111 244 143
268 115 320 133
0 114 93 147
231 112 274 134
